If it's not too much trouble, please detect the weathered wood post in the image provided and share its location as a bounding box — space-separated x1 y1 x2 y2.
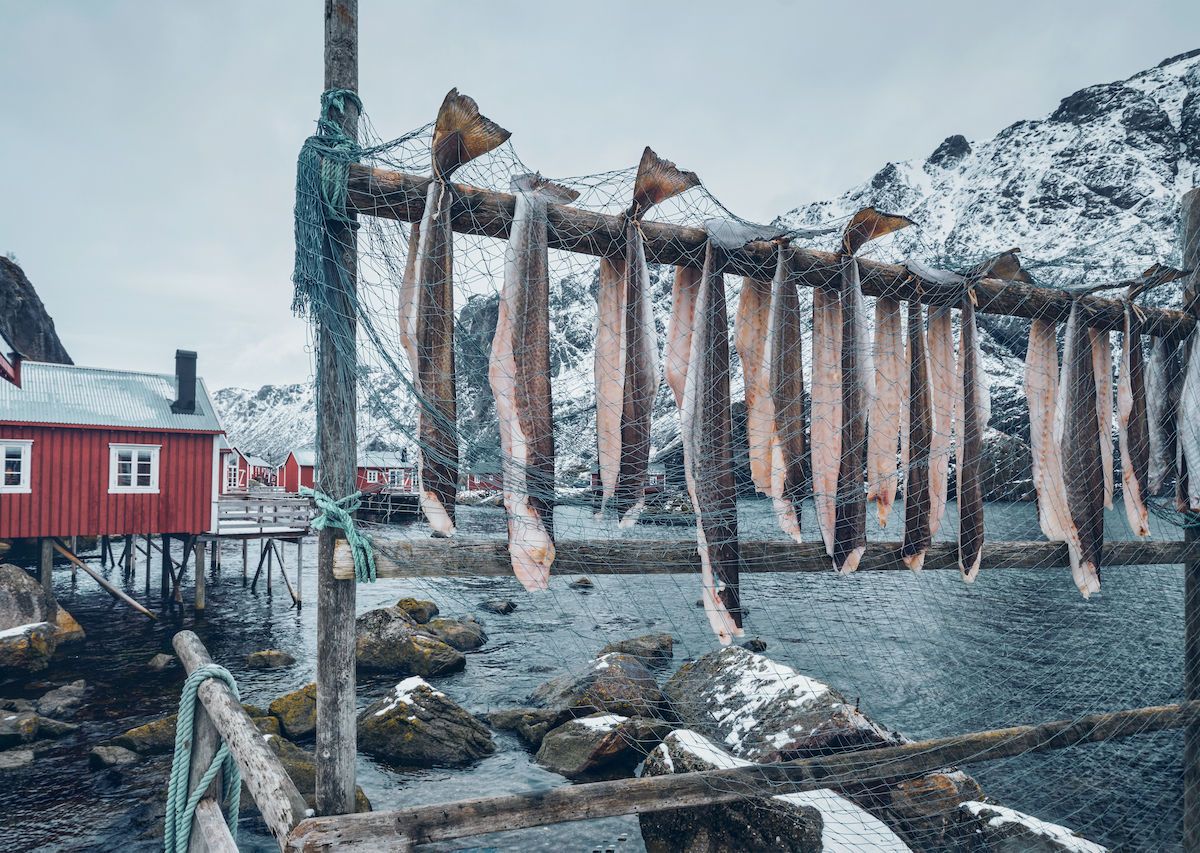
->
315 0 360 816
185 673 221 853
1183 187 1200 853
194 540 206 611
242 540 249 578
297 538 304 606
161 535 172 599
39 538 53 597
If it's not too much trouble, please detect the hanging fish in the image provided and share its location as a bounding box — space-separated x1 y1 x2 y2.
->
766 244 808 543
1093 328 1114 510
413 90 510 536
901 299 931 570
490 174 580 591
868 294 905 527
1025 318 1073 544
957 294 990 581
665 265 703 409
927 305 955 538
1056 301 1104 598
811 279 842 559
833 208 912 573
1147 336 1184 495
681 234 743 644
734 274 773 497
596 148 699 526
1181 325 1200 512
1117 298 1151 536
397 221 421 375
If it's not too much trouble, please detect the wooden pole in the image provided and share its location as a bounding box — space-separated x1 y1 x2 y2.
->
51 540 156 620
243 540 249 578
345 164 1195 341
296 538 304 606
39 538 53 600
194 540 206 612
1181 187 1200 853
161 534 172 600
286 699 1200 851
316 0 360 816
186 667 221 853
267 539 274 594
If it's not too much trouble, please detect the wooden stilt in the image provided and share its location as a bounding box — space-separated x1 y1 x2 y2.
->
171 535 192 605
210 540 218 572
100 535 108 567
161 535 172 600
242 540 249 579
316 0 360 816
296 538 304 607
39 538 53 600
194 540 206 612
51 540 155 620
266 539 274 594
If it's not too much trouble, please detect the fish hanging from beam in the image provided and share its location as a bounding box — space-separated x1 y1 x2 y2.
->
1181 321 1200 512
956 292 990 581
900 298 931 570
1117 292 1151 537
867 292 905 528
831 208 912 573
596 148 699 526
408 89 510 536
1147 336 1184 496
1093 324 1115 511
1025 318 1074 546
1056 300 1104 598
490 174 580 591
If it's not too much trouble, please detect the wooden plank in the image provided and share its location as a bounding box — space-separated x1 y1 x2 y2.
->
345 164 1195 341
316 0 360 818
334 535 1199 581
286 699 1200 850
194 798 239 853
173 630 308 849
51 539 157 620
187 674 221 853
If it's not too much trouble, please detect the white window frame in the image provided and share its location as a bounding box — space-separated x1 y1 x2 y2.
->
109 443 161 494
366 470 379 484
387 469 403 487
0 439 32 494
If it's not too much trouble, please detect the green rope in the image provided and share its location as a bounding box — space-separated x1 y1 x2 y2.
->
292 87 364 318
302 486 377 582
163 663 242 852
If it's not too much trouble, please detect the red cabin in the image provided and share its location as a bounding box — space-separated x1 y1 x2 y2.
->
277 447 417 496
278 448 316 494
0 351 224 539
219 443 250 494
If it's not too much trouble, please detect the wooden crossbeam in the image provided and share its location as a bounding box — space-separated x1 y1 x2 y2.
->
334 535 1197 581
285 698 1200 850
346 164 1195 340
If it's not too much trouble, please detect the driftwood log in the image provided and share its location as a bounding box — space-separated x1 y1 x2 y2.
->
336 536 1198 581
285 699 1200 851
346 164 1195 340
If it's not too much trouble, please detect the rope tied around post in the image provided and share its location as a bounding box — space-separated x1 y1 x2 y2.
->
163 663 242 852
301 486 377 582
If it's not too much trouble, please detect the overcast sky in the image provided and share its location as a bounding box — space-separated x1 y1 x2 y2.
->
2 2 1197 389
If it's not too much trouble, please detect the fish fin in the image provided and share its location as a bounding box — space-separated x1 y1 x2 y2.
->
841 207 914 256
511 172 581 204
631 147 700 218
836 546 865 575
432 89 512 178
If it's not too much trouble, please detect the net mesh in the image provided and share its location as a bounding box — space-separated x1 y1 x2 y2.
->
291 88 1199 851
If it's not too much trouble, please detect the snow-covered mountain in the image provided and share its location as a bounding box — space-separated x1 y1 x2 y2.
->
215 49 1200 498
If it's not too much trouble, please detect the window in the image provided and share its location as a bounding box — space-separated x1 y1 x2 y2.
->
387 469 403 487
366 470 379 484
109 444 160 494
0 440 32 494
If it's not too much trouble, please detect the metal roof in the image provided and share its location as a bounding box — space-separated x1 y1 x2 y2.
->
286 447 413 469
0 361 223 432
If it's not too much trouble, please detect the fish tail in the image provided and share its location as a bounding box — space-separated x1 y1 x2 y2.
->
842 206 914 256
1069 544 1101 599
631 147 700 218
432 88 512 178
837 545 865 575
772 497 803 544
903 551 926 572
618 497 647 529
511 172 581 204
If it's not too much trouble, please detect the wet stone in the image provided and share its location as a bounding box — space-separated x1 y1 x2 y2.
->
569 577 594 590
37 679 86 718
395 598 439 624
268 683 317 740
0 748 34 772
487 706 563 750
246 649 296 670
535 713 673 780
359 677 494 768
0 711 38 749
598 633 674 666
423 616 487 652
530 653 670 721
479 598 516 615
146 653 176 672
89 744 140 769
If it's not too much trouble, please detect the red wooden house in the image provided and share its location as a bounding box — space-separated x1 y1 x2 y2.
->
219 442 249 494
278 448 316 494
0 350 224 540
277 447 417 495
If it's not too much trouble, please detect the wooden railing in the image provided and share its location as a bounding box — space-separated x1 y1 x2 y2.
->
173 631 308 851
216 492 313 537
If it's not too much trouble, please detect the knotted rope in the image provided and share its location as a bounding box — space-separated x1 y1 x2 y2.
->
163 663 242 852
302 486 377 582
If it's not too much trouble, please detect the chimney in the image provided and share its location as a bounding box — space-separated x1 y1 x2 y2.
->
171 350 197 414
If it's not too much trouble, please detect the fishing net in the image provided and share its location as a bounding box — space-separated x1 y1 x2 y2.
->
290 88 1199 851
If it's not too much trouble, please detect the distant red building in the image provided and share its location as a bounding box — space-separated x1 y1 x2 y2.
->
277 448 316 494
0 351 224 539
277 447 417 495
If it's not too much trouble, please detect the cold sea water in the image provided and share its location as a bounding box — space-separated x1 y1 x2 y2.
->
0 498 1187 851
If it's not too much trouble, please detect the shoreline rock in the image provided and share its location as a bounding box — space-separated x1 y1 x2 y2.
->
268 683 317 740
535 713 672 780
359 677 494 767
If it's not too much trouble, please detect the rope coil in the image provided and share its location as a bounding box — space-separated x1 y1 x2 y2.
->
163 663 242 852
302 486 377 582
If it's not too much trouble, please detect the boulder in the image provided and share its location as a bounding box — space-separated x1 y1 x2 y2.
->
479 598 516 615
530 653 670 721
741 638 768 653
252 716 281 737
268 683 317 740
0 622 57 672
664 647 900 762
487 707 562 750
959 801 1107 852
246 649 296 670
535 713 672 780
0 748 33 771
259 734 371 813
0 711 38 748
877 770 984 849
114 704 264 754
395 598 439 624
37 679 86 718
0 698 35 713
423 616 487 651
36 716 79 738
355 608 465 676
359 677 494 767
147 653 176 671
53 607 85 644
569 577 594 590
89 744 140 769
598 633 674 666
640 729 823 853
0 564 52 627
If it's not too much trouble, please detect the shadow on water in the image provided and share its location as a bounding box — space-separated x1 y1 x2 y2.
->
0 498 1188 851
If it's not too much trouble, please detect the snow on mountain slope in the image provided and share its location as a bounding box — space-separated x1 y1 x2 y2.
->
215 49 1200 498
